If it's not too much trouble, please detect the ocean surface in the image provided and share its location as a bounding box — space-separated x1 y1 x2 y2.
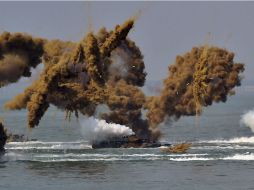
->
1 84 254 190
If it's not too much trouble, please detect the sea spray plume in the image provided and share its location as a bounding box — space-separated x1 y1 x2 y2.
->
0 32 44 87
241 110 254 133
80 116 134 143
146 46 244 129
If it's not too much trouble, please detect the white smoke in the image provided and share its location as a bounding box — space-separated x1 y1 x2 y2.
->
79 116 134 142
240 110 254 133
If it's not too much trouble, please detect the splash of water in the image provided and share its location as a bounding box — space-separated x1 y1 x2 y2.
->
79 116 134 143
199 137 254 144
240 110 254 133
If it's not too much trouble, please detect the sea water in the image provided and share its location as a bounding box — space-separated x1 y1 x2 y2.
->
1 85 254 190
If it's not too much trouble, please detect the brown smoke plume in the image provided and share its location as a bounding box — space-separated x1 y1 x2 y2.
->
0 32 44 87
4 19 136 128
146 46 244 130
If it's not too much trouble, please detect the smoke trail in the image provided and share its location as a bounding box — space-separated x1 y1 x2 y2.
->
241 110 254 133
79 116 134 143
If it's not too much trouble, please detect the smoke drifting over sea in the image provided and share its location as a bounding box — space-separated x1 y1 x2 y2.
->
241 110 254 133
80 117 134 143
0 16 245 142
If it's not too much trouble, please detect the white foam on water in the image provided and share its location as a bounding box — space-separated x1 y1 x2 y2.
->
6 141 92 150
170 157 215 162
6 153 209 159
1 151 211 162
34 156 211 162
199 136 254 144
192 145 254 150
168 153 254 162
6 146 54 150
222 153 254 161
3 152 254 162
35 153 115 158
38 158 134 162
50 143 92 149
7 141 89 145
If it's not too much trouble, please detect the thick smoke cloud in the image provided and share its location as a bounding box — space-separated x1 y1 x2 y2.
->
0 18 245 142
146 46 244 130
4 19 136 129
0 32 44 87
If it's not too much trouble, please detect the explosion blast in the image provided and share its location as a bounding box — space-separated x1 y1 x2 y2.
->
0 17 244 148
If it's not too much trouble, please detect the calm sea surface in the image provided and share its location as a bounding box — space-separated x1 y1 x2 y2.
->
1 85 254 190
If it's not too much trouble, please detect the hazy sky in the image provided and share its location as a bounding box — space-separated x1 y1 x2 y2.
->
0 1 254 85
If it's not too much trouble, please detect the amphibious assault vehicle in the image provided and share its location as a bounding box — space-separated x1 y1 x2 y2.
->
91 135 170 149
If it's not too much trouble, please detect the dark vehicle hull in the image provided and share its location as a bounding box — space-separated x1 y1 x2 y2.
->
92 135 170 149
0 122 7 152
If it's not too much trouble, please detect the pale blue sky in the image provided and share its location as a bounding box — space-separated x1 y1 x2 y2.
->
0 1 254 84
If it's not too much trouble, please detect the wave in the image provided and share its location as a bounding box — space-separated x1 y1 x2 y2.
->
6 141 92 150
7 141 89 145
170 157 215 161
2 152 254 162
1 152 209 162
3 139 254 163
199 136 254 144
168 153 254 162
223 153 254 161
192 145 254 150
34 153 209 158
